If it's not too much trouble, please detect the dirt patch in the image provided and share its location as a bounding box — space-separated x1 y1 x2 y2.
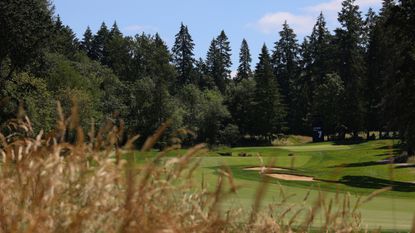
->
266 173 314 182
243 167 287 172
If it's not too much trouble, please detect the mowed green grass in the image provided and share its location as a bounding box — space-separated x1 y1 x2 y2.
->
133 139 415 231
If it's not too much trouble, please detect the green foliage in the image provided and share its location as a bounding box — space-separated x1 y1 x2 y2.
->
253 45 286 138
1 0 415 151
90 22 110 62
272 21 300 102
334 0 366 136
2 72 55 132
381 0 415 152
172 23 195 85
0 0 54 78
206 31 232 93
236 39 252 82
312 74 345 135
178 85 230 144
227 79 256 135
272 22 301 133
50 16 80 59
103 24 132 79
219 124 240 146
81 26 94 56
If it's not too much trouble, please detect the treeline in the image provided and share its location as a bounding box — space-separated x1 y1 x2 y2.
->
1 0 415 151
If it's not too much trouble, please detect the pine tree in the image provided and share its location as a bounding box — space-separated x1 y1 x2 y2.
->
236 39 252 82
334 0 365 138
104 23 132 80
90 22 110 62
253 44 286 139
381 0 415 153
307 13 334 84
206 31 232 93
272 21 300 133
312 74 345 137
81 26 94 56
109 21 122 38
362 9 383 138
300 13 334 133
272 21 299 103
51 15 80 59
172 23 195 85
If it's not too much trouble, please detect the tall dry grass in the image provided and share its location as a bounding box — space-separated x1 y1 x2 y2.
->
0 103 407 233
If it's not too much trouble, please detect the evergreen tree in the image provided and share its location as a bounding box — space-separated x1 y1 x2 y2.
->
253 44 286 139
307 13 334 84
109 21 122 38
334 0 365 138
195 58 215 90
81 26 94 57
90 22 110 62
312 74 345 137
236 39 252 82
272 21 300 103
103 22 132 78
381 0 415 153
206 31 232 93
272 21 300 133
362 9 383 138
172 23 195 85
51 16 80 59
300 13 335 133
227 78 256 135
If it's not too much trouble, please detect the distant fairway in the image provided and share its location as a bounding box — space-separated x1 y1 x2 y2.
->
277 144 351 152
134 139 415 231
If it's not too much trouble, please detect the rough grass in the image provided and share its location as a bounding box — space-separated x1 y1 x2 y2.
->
0 103 413 232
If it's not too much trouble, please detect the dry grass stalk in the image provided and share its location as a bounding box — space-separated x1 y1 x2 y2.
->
0 102 393 233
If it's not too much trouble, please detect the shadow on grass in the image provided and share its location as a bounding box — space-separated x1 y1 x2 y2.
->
330 161 387 168
332 139 366 145
338 176 415 192
395 164 415 169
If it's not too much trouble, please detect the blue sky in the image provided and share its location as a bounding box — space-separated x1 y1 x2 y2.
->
53 0 382 74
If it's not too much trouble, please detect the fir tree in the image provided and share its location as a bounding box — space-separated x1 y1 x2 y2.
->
109 21 122 38
236 39 252 82
272 21 300 133
81 26 94 56
253 44 286 139
51 15 80 58
90 22 110 62
362 9 383 138
172 23 195 85
381 0 415 153
272 21 299 103
307 13 334 84
206 31 232 93
334 0 365 138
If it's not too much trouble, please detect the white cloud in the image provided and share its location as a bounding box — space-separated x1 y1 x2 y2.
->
251 0 382 36
305 0 382 14
123 24 158 34
253 12 315 35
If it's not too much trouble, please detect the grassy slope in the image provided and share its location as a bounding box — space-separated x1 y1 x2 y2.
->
134 139 415 231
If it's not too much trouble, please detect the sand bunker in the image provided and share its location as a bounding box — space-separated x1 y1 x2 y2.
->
243 167 287 172
266 173 314 182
